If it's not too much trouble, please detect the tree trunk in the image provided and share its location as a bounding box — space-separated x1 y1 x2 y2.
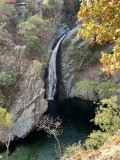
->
54 135 62 156
6 127 12 160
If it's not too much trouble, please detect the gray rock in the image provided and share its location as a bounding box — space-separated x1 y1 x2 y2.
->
0 45 48 143
58 24 120 103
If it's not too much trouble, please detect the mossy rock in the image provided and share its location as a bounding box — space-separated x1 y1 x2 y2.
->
74 80 120 99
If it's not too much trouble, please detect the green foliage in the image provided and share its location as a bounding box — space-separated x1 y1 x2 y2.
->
24 36 44 58
74 80 120 98
0 23 8 37
0 107 13 129
42 0 61 19
84 130 110 150
73 43 92 62
0 70 17 87
16 0 36 23
32 60 43 76
62 39 71 50
60 142 83 160
62 0 80 24
0 0 16 26
0 93 5 107
74 81 94 96
84 96 120 149
0 38 11 50
94 80 120 98
18 15 50 39
73 38 82 46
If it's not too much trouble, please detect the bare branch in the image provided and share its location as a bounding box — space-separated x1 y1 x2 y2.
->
37 114 63 156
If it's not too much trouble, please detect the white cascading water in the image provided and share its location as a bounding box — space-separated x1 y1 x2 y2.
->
46 34 66 100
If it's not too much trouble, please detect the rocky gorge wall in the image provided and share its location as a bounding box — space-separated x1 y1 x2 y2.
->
0 0 66 145
57 22 120 104
0 40 48 145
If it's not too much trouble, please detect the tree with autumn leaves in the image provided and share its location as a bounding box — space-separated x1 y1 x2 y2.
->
77 0 120 76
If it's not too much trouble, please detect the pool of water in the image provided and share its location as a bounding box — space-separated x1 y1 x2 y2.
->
2 99 97 160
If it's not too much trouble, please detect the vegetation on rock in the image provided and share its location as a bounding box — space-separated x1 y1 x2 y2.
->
24 36 44 58
84 96 120 149
60 142 83 160
32 60 43 76
0 107 13 130
0 69 17 87
74 80 120 98
42 0 61 19
18 15 50 40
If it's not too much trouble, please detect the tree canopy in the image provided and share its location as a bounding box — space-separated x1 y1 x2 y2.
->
18 15 50 40
77 0 120 76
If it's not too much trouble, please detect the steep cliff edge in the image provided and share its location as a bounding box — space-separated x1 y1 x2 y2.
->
0 39 48 144
57 23 120 102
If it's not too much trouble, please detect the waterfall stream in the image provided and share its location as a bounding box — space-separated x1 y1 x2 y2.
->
46 34 66 100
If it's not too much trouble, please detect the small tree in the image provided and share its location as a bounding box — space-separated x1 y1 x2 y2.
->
0 107 13 160
24 36 44 58
32 60 43 76
84 96 120 149
0 69 17 87
18 15 50 39
37 115 62 156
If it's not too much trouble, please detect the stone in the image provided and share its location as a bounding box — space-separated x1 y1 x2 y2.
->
0 44 48 144
57 23 120 102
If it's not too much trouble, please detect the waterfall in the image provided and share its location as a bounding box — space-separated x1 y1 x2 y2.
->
46 34 66 100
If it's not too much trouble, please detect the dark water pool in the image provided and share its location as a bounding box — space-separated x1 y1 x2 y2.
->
2 99 97 160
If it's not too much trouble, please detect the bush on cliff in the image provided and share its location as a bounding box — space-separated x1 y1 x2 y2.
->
84 96 120 149
42 0 61 19
24 36 44 59
0 69 17 87
18 15 50 40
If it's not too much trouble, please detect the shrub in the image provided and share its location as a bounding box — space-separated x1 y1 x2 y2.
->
18 15 50 39
0 69 17 86
0 2 16 27
24 36 44 58
60 142 83 160
32 60 43 76
84 130 110 150
84 96 120 149
42 0 61 19
74 80 120 98
0 93 5 107
0 107 13 129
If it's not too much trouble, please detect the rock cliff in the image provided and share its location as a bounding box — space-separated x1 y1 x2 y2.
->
57 23 120 102
0 39 47 144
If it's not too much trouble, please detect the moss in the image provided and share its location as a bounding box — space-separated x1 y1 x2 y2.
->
74 80 120 98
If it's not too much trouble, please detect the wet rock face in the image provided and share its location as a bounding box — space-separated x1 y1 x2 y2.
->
0 42 48 143
57 23 120 102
